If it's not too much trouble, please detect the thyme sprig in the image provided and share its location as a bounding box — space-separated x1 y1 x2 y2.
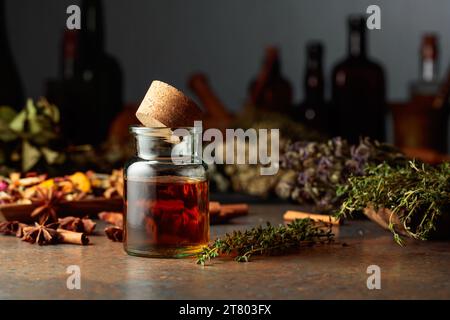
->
337 161 450 245
197 218 334 265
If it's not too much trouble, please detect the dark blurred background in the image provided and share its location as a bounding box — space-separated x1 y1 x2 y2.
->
1 0 450 175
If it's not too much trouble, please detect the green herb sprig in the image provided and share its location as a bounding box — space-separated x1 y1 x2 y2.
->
196 218 334 265
337 161 450 244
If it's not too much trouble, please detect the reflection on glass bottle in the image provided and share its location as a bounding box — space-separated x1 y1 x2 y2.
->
332 16 386 143
0 0 24 110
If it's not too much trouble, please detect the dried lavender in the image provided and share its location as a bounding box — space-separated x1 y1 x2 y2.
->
276 137 405 212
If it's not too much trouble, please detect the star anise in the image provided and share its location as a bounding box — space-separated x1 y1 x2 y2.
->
58 216 96 234
30 187 65 223
104 226 123 242
0 221 26 237
22 222 60 245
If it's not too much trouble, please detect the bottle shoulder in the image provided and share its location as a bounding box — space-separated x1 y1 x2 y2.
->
333 56 384 74
125 157 208 179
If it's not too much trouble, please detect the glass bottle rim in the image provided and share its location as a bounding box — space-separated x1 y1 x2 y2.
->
129 125 200 135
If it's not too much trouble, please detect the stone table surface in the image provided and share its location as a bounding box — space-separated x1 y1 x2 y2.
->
1 201 450 300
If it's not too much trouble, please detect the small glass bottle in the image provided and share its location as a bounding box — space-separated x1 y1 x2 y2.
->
124 126 209 258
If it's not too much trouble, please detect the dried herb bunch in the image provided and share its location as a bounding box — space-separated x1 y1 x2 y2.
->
277 137 405 212
337 161 450 244
197 218 334 265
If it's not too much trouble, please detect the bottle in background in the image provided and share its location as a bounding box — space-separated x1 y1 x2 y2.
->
332 16 386 143
393 34 448 154
420 34 438 83
249 46 293 112
61 30 79 81
298 42 328 134
69 0 123 145
0 0 24 110
410 34 440 96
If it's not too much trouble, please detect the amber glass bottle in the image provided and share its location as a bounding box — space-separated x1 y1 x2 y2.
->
124 126 209 258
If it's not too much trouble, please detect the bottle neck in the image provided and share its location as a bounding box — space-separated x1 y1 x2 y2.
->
0 0 11 58
421 59 437 82
61 30 79 80
78 0 104 60
348 28 366 58
304 48 324 104
270 58 281 78
420 36 438 82
133 127 202 164
304 71 324 104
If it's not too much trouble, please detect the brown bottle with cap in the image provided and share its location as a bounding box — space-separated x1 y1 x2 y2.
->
332 16 386 143
395 34 448 154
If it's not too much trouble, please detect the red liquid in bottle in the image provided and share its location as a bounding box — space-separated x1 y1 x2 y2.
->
124 176 209 257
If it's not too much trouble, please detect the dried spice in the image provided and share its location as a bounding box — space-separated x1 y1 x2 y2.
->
58 216 96 234
22 222 60 245
2 219 91 245
337 161 450 244
57 229 90 245
0 220 25 237
0 170 119 206
102 169 124 198
197 218 334 265
98 211 123 228
30 187 65 223
105 226 123 242
277 137 405 212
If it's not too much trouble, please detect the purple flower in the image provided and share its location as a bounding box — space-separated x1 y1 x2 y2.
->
0 181 8 192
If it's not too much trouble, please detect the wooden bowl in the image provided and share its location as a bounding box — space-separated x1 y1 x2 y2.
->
0 197 123 224
364 206 450 240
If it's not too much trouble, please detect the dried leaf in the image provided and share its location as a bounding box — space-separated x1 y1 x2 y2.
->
22 140 41 172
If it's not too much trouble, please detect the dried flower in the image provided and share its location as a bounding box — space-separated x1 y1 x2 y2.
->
278 137 405 212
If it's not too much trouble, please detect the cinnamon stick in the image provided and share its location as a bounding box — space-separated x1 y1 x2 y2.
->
57 229 89 245
209 202 249 224
221 204 248 216
209 201 221 215
209 202 249 217
283 210 341 225
188 73 232 121
98 211 123 228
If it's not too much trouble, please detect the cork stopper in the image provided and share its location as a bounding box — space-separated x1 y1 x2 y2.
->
136 80 203 128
